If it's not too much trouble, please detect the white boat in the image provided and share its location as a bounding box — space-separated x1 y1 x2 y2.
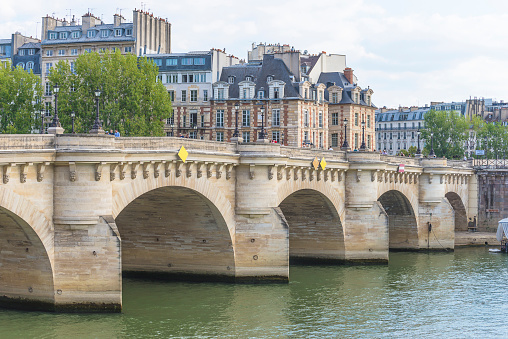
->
489 248 502 253
495 218 508 253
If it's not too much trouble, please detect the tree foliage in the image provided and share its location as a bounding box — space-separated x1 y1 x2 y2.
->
47 50 171 136
476 120 508 158
421 110 472 158
0 61 43 133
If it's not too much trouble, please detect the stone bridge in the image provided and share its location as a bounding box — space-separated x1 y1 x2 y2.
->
0 135 475 312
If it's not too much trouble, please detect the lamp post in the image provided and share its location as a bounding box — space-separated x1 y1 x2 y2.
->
341 118 350 150
40 111 44 134
416 129 421 154
360 120 366 151
258 104 266 140
429 132 435 157
50 84 61 128
47 84 64 134
193 125 197 139
170 123 175 137
90 88 104 134
233 102 240 137
71 111 75 134
484 136 488 160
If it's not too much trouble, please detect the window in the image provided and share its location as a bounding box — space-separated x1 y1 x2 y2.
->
26 61 34 70
332 113 339 125
332 92 338 104
304 88 308 99
194 58 205 65
200 73 206 82
87 30 96 38
101 30 109 37
84 48 92 53
203 90 208 102
319 111 323 128
49 32 57 39
70 62 75 73
72 31 80 38
45 102 51 116
242 132 250 142
153 58 162 66
367 135 371 149
201 115 205 128
245 76 252 82
319 133 323 148
181 90 187 102
332 133 338 147
355 93 359 103
228 76 235 84
304 109 309 127
126 29 132 36
267 76 273 82
28 49 35 55
367 115 371 128
168 90 175 101
115 29 122 36
183 116 187 127
272 109 280 126
242 110 250 127
355 113 358 126
124 47 132 53
19 49 25 56
258 90 264 99
272 131 280 143
46 50 53 57
273 87 280 99
216 110 224 127
45 82 52 96
217 88 225 100
71 48 78 55
190 90 198 102
59 32 67 39
216 131 224 142
182 74 194 83
99 48 106 53
242 88 250 99
45 63 52 74
304 131 309 144
166 58 177 66
157 75 163 82
58 49 65 56
16 62 24 69
167 74 177 83
354 133 358 149
181 58 193 65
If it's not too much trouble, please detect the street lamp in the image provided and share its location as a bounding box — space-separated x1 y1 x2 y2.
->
429 132 435 157
233 102 240 137
360 120 366 151
258 104 266 140
170 123 175 137
40 111 44 134
50 84 61 128
71 111 75 134
484 136 488 160
341 118 350 150
90 88 104 134
416 129 421 154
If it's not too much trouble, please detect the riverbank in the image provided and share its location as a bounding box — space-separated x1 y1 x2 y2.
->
455 231 499 247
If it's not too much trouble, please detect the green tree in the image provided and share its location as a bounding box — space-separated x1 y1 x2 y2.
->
0 61 43 133
48 50 171 136
421 110 470 158
477 121 508 158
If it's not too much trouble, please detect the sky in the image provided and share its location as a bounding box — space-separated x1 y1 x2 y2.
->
2 0 508 108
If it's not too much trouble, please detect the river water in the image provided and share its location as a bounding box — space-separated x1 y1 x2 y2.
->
2 247 508 338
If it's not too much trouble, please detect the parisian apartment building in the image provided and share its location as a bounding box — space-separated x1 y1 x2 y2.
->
39 9 171 130
146 49 240 139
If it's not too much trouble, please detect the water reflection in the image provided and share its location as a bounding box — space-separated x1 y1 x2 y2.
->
1 248 507 338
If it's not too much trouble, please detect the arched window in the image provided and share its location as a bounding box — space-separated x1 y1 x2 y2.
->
16 62 25 69
26 61 34 70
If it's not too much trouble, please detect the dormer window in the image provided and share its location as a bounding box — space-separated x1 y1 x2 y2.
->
101 30 109 38
269 80 285 99
267 75 273 82
59 32 67 39
273 87 280 99
331 92 338 104
49 32 57 39
228 76 235 84
115 29 122 36
245 76 252 82
126 28 132 36
87 30 96 38
72 31 80 38
258 90 264 99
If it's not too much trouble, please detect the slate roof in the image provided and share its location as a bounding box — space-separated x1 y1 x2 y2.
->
375 108 430 122
19 42 41 49
0 39 10 44
318 72 375 107
219 55 300 99
42 23 135 45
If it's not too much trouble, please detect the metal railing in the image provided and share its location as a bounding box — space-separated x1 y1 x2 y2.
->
473 159 508 169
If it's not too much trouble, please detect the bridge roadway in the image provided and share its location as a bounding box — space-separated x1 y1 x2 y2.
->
0 135 475 312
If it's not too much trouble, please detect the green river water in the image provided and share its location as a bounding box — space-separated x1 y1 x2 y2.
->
1 247 507 338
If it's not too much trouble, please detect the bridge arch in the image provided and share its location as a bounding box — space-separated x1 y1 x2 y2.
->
445 191 468 231
377 190 419 249
113 178 236 281
277 182 345 263
0 188 54 310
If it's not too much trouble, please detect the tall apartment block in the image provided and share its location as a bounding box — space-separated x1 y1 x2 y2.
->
40 9 171 130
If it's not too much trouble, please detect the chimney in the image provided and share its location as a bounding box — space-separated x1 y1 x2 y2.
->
114 14 125 26
82 13 99 32
344 67 354 84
